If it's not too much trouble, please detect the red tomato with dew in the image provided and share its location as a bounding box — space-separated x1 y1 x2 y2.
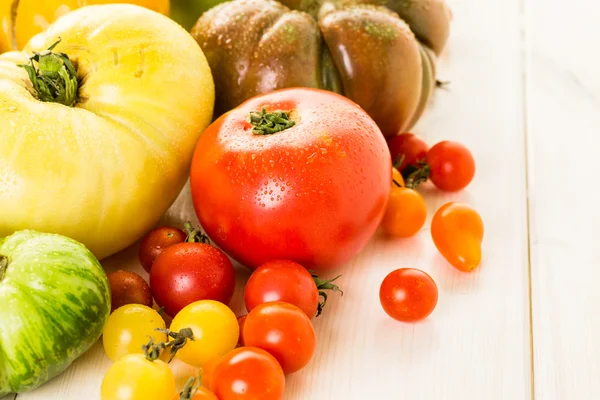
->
190 88 391 270
149 243 236 317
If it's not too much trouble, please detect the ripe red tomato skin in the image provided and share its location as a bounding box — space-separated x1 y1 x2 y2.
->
387 133 429 171
205 347 286 400
379 268 438 322
149 243 235 317
244 260 319 318
243 301 316 374
190 88 391 271
139 227 187 273
427 141 475 192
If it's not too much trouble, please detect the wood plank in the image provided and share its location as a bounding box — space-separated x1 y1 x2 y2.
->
527 1 600 399
16 0 532 398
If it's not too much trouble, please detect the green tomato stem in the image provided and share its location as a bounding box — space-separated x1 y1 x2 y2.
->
154 327 195 363
183 221 210 244
312 274 343 317
402 159 431 189
179 376 200 400
142 327 194 363
18 38 79 107
249 108 296 135
0 255 7 282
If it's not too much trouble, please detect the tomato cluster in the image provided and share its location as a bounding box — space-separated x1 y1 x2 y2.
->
101 221 343 400
98 89 484 397
376 132 484 322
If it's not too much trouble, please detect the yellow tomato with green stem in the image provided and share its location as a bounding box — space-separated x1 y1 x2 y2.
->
0 0 169 53
0 4 214 260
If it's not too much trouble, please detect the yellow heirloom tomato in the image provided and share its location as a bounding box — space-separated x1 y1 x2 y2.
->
0 4 214 260
0 0 169 52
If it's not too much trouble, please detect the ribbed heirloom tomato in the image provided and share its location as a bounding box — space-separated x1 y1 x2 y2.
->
190 88 391 270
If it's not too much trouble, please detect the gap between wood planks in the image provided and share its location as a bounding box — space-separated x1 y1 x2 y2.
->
521 0 536 399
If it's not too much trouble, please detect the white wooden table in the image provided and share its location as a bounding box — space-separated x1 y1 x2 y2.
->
4 0 599 398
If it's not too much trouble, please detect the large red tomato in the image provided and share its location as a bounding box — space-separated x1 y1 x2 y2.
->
190 88 391 270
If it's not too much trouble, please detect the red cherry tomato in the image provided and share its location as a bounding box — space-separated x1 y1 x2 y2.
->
190 88 391 270
139 226 187 273
244 260 342 318
431 202 484 272
204 347 285 400
243 301 316 374
149 243 236 317
427 141 475 192
387 133 429 172
107 270 153 312
379 268 438 322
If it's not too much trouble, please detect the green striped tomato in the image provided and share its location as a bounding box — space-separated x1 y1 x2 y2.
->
0 230 111 396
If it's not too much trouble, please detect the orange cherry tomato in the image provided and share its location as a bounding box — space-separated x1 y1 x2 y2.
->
173 377 218 400
431 202 484 272
204 347 286 400
243 301 316 374
381 187 427 238
392 167 405 188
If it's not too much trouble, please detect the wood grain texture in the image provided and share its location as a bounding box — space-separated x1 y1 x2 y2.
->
527 1 600 399
14 0 533 398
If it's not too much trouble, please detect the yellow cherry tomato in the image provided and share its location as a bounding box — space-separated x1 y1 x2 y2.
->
100 354 176 400
0 0 169 52
170 300 239 367
102 304 166 362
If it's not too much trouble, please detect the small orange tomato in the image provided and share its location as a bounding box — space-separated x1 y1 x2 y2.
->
381 187 427 238
173 377 218 400
392 167 405 188
431 202 484 272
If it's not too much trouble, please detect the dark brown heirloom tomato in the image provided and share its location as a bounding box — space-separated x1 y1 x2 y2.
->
191 0 451 137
